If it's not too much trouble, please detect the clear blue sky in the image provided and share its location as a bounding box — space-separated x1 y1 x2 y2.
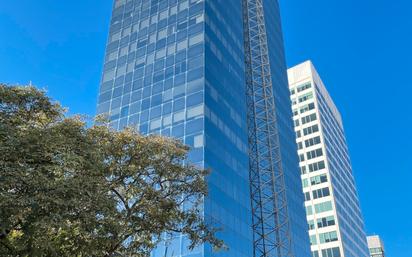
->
0 0 411 256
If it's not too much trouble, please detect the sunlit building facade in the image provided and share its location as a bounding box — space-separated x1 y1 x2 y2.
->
97 0 310 256
288 61 369 257
367 235 385 257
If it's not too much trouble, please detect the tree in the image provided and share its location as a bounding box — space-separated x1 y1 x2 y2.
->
0 84 222 256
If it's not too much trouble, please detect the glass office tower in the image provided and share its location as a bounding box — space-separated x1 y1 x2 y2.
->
288 61 369 257
97 0 310 256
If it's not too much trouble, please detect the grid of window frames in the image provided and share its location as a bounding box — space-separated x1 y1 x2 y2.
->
99 0 311 256
98 2 208 257
369 247 384 257
97 0 258 257
291 81 343 257
98 0 206 144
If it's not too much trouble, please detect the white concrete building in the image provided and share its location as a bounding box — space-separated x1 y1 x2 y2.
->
288 61 369 257
367 235 385 257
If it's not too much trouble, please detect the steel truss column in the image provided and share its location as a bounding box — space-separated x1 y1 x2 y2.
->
242 0 293 256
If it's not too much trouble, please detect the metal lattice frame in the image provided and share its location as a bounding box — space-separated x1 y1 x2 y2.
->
242 0 293 256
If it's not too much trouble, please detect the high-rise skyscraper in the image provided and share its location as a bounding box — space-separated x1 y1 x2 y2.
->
288 61 369 257
97 0 310 256
367 236 385 257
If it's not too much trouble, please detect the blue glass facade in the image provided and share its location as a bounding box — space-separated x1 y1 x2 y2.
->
263 1 311 256
97 0 310 256
203 0 252 256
